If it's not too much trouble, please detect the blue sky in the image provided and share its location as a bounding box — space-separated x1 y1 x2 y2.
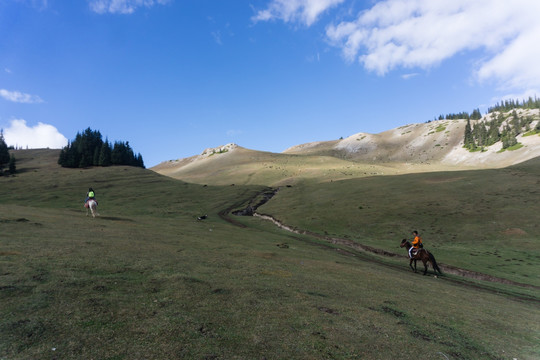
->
1 0 539 167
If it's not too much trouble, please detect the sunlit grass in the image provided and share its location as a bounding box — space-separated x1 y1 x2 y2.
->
1 150 539 359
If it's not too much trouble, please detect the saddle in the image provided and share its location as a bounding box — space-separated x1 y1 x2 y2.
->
409 248 420 258
84 199 97 208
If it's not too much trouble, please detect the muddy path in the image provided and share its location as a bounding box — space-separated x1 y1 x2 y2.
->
254 213 540 291
221 188 540 300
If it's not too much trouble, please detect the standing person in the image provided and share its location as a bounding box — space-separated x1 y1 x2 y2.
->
409 230 423 258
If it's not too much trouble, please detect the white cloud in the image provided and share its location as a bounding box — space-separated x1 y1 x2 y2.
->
252 0 345 26
211 31 223 45
3 119 67 149
88 0 171 15
0 89 44 104
325 0 540 93
491 89 540 106
476 22 540 92
4 68 12 74
401 73 419 80
306 52 321 63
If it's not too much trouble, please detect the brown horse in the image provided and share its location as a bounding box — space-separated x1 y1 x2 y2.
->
400 239 442 275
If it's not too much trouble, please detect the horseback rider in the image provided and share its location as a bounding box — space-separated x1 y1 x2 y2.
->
85 187 97 206
409 230 423 258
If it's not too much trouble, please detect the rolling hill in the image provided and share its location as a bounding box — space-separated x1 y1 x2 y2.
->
2 146 539 359
152 109 540 186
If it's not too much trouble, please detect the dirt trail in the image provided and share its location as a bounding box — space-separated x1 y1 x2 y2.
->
254 213 540 290
224 188 540 293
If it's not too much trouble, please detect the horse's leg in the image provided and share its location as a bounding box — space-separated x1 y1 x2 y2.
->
409 259 416 272
422 259 428 275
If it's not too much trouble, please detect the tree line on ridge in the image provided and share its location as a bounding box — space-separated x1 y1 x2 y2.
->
0 130 16 175
463 98 540 151
431 97 540 152
57 128 144 168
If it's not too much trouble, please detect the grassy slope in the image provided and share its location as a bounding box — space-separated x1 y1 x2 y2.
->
1 150 539 359
154 110 540 189
259 157 540 288
152 146 407 186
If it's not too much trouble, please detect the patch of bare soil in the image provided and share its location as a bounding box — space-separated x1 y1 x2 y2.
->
501 228 527 236
0 251 21 256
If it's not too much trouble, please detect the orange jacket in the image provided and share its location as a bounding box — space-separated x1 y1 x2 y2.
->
412 236 422 248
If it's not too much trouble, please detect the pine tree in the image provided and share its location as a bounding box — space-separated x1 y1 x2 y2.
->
8 154 16 174
59 128 144 168
487 122 500 145
0 130 10 172
501 126 518 149
135 153 145 168
471 108 482 120
98 140 112 166
464 119 474 149
475 122 487 146
93 147 100 166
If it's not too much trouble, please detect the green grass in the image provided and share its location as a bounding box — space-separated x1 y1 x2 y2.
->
507 143 524 151
497 143 524 152
154 147 403 187
259 159 540 288
523 129 540 137
1 149 539 359
435 124 446 132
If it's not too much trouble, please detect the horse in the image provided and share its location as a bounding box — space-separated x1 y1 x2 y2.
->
400 239 442 275
85 199 99 218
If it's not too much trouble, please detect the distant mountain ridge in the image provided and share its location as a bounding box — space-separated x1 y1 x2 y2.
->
284 108 540 167
152 109 540 185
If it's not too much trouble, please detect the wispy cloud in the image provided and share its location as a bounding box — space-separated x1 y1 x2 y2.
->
88 0 171 15
0 89 44 104
211 31 223 45
325 0 540 94
252 0 345 27
401 73 419 80
33 0 48 11
3 119 67 149
16 0 49 11
306 52 321 63
5 68 12 74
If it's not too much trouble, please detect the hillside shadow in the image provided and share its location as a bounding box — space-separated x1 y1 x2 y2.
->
98 216 135 222
13 167 40 174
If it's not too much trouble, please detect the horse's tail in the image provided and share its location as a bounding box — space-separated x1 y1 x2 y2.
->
428 252 442 274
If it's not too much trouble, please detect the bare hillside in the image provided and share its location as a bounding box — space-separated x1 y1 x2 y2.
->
285 109 540 168
152 110 540 185
152 143 402 186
